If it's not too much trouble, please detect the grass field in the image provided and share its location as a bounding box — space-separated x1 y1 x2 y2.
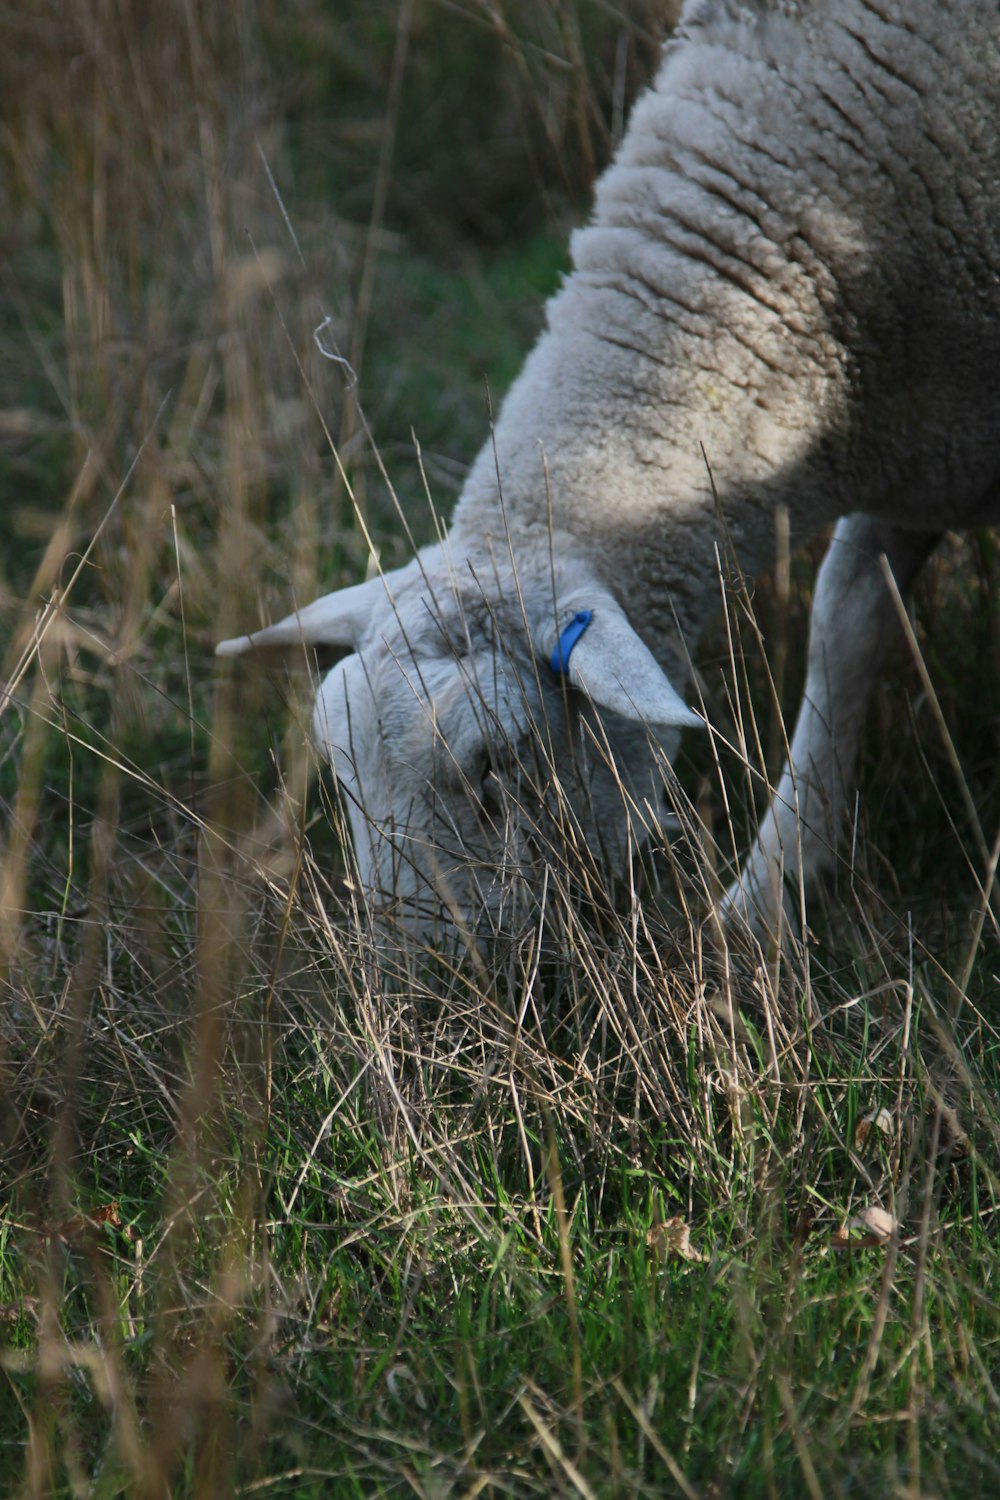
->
1 2 998 1495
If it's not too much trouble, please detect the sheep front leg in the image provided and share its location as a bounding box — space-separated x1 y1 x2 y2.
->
721 513 940 937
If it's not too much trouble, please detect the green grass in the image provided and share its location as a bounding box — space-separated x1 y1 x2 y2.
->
1 2 999 1496
3 962 997 1495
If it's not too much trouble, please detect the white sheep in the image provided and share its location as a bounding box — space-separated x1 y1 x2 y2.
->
218 0 1000 939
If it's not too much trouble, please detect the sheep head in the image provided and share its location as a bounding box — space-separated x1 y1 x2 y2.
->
217 545 700 941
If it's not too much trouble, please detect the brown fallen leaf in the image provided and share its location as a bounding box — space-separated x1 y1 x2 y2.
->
647 1216 707 1265
0 1297 39 1324
831 1205 897 1249
39 1201 132 1245
854 1106 894 1151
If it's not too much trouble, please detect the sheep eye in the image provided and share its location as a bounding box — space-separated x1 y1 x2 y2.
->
475 756 504 821
479 733 529 804
475 748 499 793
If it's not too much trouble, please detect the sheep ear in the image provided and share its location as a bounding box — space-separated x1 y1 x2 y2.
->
538 592 703 728
215 574 388 657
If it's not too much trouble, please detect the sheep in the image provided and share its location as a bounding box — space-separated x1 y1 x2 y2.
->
218 0 1000 941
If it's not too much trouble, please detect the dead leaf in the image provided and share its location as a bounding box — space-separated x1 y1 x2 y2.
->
831 1205 897 1249
855 1106 894 1151
39 1201 132 1245
0 1297 39 1324
647 1216 707 1264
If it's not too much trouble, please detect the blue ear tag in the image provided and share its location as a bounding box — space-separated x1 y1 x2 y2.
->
550 609 594 675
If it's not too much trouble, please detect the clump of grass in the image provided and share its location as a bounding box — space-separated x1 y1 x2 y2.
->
1 2 999 1497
